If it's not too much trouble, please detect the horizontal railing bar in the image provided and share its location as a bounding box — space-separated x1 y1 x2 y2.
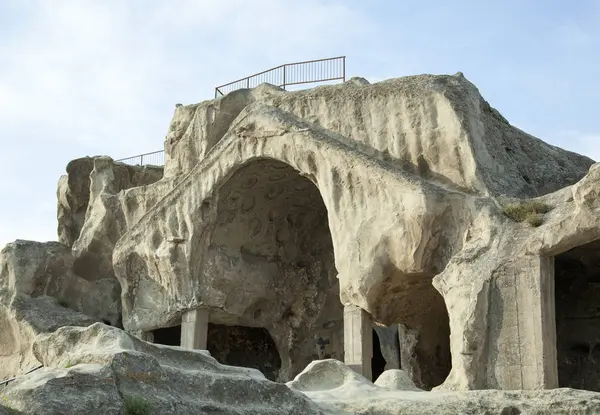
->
215 64 285 89
214 56 345 90
116 150 164 161
0 364 43 387
283 55 345 66
278 76 345 87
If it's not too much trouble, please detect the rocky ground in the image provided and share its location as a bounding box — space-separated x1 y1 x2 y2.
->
1 323 600 414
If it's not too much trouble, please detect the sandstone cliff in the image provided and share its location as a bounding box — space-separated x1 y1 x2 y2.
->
2 72 600 413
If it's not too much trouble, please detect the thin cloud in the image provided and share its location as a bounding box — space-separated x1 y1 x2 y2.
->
0 0 372 248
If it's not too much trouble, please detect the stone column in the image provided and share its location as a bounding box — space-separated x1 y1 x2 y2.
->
181 308 209 350
344 305 373 380
486 255 558 389
536 255 559 389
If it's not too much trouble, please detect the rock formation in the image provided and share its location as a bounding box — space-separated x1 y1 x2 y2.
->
2 72 600 413
1 324 323 414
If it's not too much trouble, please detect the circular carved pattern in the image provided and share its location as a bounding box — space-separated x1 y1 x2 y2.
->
269 172 286 182
275 227 290 244
268 208 283 222
226 191 243 210
240 175 258 189
289 212 308 228
249 218 262 236
271 162 290 170
241 197 255 212
218 210 236 225
294 181 311 191
265 185 284 200
322 320 337 329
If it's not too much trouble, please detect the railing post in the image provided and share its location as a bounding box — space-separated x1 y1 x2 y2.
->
247 78 250 88
283 64 286 90
343 56 346 82
140 154 144 166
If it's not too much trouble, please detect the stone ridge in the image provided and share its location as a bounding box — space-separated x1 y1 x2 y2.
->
165 73 593 197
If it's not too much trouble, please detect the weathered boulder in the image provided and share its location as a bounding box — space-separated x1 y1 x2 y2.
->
0 240 112 380
1 323 325 415
288 359 600 414
374 369 421 391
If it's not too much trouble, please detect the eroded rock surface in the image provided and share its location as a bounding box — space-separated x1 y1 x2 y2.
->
65 157 164 282
0 240 110 379
4 72 600 413
164 74 593 197
288 359 600 414
0 324 324 415
112 73 598 389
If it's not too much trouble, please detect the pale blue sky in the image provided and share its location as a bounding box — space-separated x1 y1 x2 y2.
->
1 0 599 248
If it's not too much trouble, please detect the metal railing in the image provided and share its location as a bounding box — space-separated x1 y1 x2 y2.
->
116 150 165 167
215 56 346 98
1 364 43 388
116 57 346 165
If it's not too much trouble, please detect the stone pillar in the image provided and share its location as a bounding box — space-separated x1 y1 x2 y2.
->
486 255 558 389
536 255 559 388
374 325 401 370
344 305 373 380
181 308 209 350
398 323 422 386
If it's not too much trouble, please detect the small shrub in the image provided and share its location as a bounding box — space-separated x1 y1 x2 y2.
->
124 396 151 415
502 200 551 226
526 213 543 227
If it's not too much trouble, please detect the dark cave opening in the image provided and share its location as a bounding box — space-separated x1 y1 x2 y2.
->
378 276 451 390
555 239 600 391
372 329 387 382
152 324 181 347
207 323 282 381
149 322 283 381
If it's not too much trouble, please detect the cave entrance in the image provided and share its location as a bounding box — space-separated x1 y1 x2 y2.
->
372 329 387 381
206 158 343 381
554 239 600 391
207 323 281 381
152 324 181 346
377 274 451 390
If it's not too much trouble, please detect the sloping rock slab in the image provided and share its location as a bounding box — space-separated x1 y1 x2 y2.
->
288 359 600 414
1 323 325 415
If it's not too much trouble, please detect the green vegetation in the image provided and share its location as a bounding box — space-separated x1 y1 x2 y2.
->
502 200 552 227
124 396 151 415
1 394 20 414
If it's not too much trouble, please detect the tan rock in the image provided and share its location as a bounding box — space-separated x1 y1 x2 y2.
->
111 73 598 390
68 157 163 282
0 240 102 379
1 323 325 414
5 72 600 414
